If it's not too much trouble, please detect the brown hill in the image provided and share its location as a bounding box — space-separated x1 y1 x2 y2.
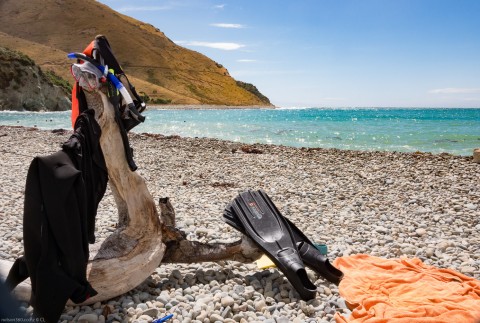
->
0 32 196 104
0 0 271 106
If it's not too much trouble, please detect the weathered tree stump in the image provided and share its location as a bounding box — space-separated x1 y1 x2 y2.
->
0 86 261 305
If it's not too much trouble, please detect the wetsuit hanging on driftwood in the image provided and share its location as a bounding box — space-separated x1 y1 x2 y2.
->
6 111 108 322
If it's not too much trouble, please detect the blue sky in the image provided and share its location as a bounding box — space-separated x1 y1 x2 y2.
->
98 0 480 107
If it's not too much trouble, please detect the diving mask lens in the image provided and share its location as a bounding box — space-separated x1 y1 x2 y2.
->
84 72 99 89
70 63 102 90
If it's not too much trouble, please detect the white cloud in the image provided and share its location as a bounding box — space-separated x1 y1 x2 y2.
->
116 6 171 12
175 41 245 50
210 23 246 29
237 59 257 63
213 4 226 9
231 69 305 77
429 88 480 94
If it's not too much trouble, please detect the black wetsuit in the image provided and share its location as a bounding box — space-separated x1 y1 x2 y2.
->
6 110 108 323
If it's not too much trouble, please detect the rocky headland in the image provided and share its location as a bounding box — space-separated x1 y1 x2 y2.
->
0 47 70 111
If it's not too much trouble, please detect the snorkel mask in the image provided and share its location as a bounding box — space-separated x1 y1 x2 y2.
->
68 52 144 171
70 61 106 91
68 52 145 130
67 35 147 171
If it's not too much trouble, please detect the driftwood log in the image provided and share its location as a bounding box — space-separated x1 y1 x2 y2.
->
0 86 261 305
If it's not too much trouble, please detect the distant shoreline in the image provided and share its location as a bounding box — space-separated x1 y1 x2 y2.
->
146 104 274 110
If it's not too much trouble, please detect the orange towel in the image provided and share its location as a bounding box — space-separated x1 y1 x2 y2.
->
333 254 480 323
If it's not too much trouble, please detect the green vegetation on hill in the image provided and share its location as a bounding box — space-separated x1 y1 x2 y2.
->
0 46 70 94
139 91 172 105
236 81 271 105
0 46 34 66
44 70 72 94
0 46 70 111
0 47 34 90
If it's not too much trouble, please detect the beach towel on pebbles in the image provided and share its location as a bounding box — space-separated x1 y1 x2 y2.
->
333 254 480 323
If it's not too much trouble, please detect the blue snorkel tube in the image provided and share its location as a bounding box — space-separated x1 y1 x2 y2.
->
67 52 145 125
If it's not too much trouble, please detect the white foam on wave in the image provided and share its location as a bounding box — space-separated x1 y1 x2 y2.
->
275 106 314 110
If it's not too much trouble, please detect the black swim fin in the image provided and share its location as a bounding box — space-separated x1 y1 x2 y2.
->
224 189 343 285
226 190 317 300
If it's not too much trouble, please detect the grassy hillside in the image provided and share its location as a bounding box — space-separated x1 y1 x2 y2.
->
0 46 70 111
0 0 271 106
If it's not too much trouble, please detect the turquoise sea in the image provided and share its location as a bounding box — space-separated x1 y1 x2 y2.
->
1 108 479 156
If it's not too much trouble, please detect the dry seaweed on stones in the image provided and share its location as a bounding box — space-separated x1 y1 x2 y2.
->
164 135 181 140
51 128 67 135
211 182 235 188
240 145 263 154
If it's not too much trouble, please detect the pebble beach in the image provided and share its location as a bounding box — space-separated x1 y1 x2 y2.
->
1 125 479 323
